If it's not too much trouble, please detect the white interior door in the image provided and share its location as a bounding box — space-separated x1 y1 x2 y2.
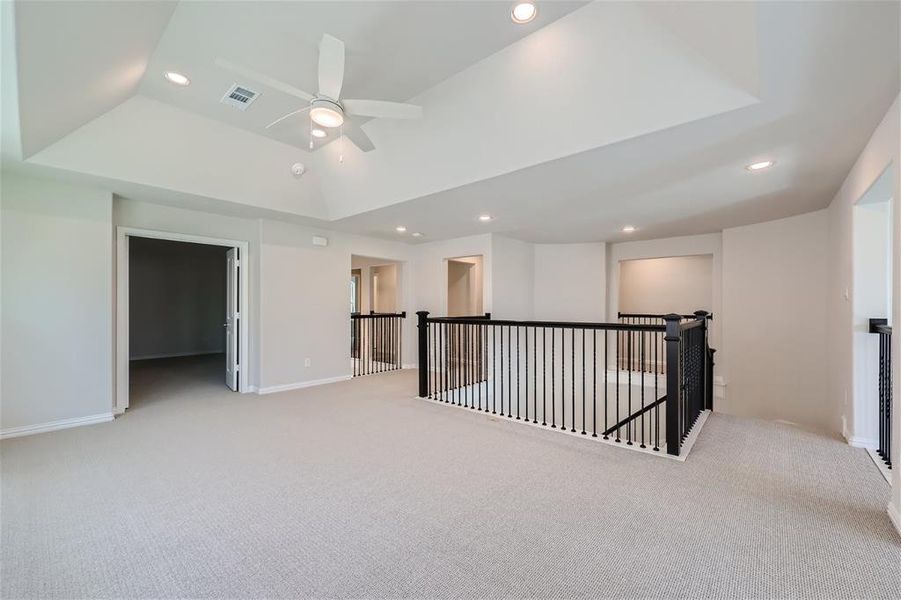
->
225 248 239 391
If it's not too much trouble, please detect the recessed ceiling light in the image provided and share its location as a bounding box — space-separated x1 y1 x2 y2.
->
511 2 538 24
622 225 636 233
311 128 327 138
478 214 493 222
164 71 190 86
396 226 407 233
412 232 423 238
746 160 775 171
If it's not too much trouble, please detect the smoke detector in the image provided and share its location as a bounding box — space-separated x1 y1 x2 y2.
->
291 163 306 178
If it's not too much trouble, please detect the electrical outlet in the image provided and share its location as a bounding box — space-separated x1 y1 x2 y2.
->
304 358 311 368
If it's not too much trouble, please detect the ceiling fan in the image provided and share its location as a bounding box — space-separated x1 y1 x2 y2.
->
216 34 422 153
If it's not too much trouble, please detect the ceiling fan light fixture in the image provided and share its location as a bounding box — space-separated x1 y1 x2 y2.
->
310 99 345 128
511 2 537 24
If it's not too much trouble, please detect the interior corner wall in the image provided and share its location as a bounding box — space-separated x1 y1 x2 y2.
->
607 233 723 372
260 221 414 390
533 243 606 321
721 210 830 431
1 172 114 431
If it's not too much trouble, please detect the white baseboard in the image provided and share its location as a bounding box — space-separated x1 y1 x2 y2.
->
888 502 901 539
845 435 878 449
1 412 114 440
257 375 352 395
130 350 223 361
866 448 892 484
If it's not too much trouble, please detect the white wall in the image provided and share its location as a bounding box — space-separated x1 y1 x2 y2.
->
371 264 398 313
1 173 113 431
351 255 402 315
825 94 900 525
490 235 533 320
129 237 227 360
608 233 723 368
533 243 606 322
721 210 829 430
411 234 492 317
619 255 713 316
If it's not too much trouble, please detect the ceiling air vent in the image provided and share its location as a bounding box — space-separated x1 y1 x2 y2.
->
221 84 259 111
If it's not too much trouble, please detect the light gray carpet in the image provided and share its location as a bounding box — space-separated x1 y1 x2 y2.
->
2 356 899 599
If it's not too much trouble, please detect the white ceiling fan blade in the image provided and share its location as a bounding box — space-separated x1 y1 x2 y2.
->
318 34 345 100
343 99 422 120
215 58 314 102
265 106 312 129
343 120 375 152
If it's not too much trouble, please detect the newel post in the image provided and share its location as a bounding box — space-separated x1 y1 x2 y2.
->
693 310 711 411
416 311 429 398
663 314 682 456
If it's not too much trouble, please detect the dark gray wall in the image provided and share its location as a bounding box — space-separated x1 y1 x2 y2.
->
129 237 227 360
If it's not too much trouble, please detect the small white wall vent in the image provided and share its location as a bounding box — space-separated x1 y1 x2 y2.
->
221 84 259 111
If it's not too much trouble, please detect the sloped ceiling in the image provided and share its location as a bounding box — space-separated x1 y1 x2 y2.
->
13 0 176 158
5 1 900 243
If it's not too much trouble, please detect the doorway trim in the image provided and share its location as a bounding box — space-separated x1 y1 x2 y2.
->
115 227 251 414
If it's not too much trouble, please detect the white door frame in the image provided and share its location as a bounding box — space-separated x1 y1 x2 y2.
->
116 226 251 414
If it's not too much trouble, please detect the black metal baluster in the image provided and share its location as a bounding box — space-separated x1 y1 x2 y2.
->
627 326 633 445
492 324 497 414
592 329 597 437
561 328 566 430
551 328 556 428
615 328 620 443
542 328 547 426
498 325 504 417
465 324 470 408
581 328 586 435
516 326 521 420
443 323 449 403
533 327 538 424
604 330 609 440
640 326 646 448
524 326 529 422
506 325 512 418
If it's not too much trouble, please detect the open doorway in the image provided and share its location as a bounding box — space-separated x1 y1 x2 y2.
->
852 166 893 480
116 228 249 413
447 255 483 317
350 255 405 375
